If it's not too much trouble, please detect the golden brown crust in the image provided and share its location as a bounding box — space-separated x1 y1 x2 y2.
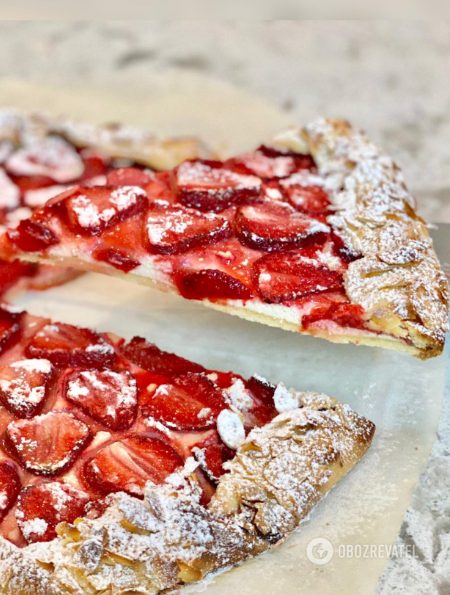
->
0 110 211 170
0 392 374 595
274 119 449 358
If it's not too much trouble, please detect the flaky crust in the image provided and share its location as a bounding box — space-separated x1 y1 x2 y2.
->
0 110 211 170
0 392 374 595
273 119 449 358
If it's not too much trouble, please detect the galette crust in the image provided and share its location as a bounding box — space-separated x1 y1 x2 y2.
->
0 391 374 595
272 119 449 359
0 110 211 171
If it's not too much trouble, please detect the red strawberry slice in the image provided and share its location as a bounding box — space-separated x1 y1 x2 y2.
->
16 483 90 543
0 461 21 521
80 151 109 182
26 322 115 368
255 251 344 304
94 247 140 273
8 174 56 193
193 431 234 482
174 160 261 213
61 185 148 236
226 146 315 180
145 202 231 255
142 373 228 431
83 435 183 496
0 358 53 419
9 218 60 252
0 307 23 354
144 172 175 204
7 411 91 476
93 215 142 273
121 337 206 377
284 185 331 214
106 167 153 187
235 201 329 252
247 374 276 407
246 375 278 426
64 369 138 431
5 137 85 183
174 269 255 301
302 301 366 330
331 231 362 263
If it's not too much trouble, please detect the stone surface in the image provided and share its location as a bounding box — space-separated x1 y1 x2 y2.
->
0 20 449 594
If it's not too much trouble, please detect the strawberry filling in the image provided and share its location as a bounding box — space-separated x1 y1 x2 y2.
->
0 308 284 548
83 435 184 497
254 251 344 304
4 146 368 333
174 160 261 212
145 202 231 255
0 139 155 297
234 201 329 252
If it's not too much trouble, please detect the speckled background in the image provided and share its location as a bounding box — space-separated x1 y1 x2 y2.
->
0 20 449 594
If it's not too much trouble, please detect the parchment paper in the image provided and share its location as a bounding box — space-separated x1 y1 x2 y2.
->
1 76 446 595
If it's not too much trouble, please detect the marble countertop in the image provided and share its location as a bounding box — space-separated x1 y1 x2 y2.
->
0 21 449 594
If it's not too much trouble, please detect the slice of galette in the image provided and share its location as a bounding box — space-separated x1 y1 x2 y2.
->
0 305 374 594
0 110 210 298
2 118 448 358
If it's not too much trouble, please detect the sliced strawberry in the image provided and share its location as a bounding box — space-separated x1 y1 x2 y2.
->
16 483 90 543
7 411 91 476
142 373 228 431
285 185 331 214
0 260 37 296
121 337 206 377
0 308 23 354
246 375 278 426
255 251 344 304
302 301 366 330
93 247 140 273
83 435 183 497
0 358 53 419
64 369 138 431
9 218 60 252
174 159 261 213
8 174 55 193
193 431 234 482
80 151 109 182
106 168 153 187
60 185 148 236
144 171 175 204
247 375 276 406
235 201 329 252
93 215 142 273
226 146 315 180
0 461 21 521
145 202 231 255
26 322 115 368
174 269 255 301
5 137 85 183
331 231 362 263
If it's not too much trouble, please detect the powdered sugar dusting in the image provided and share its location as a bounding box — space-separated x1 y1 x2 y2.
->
273 383 299 413
217 410 245 450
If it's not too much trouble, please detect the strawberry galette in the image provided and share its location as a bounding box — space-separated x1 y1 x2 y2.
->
0 110 209 298
1 118 447 359
0 305 374 594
